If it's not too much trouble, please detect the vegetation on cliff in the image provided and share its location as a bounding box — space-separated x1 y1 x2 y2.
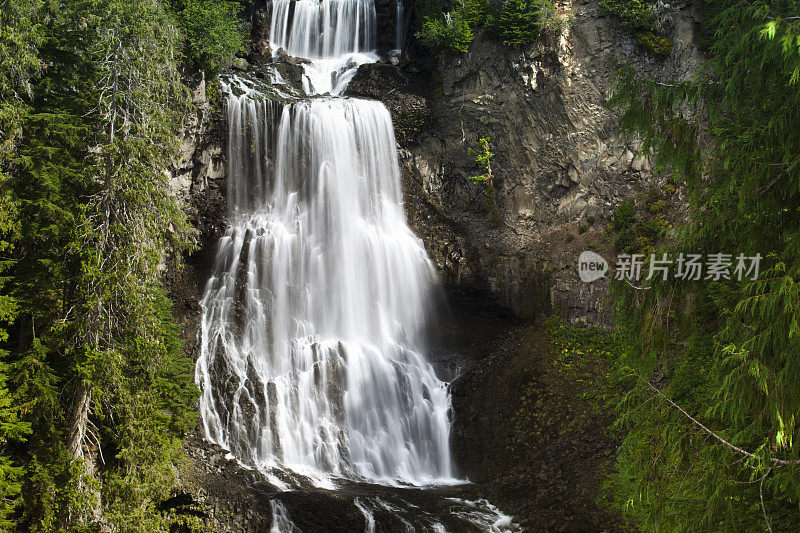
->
416 5 475 54
598 0 673 57
607 0 800 530
467 137 500 223
0 0 244 529
415 0 563 55
3 0 800 530
179 0 247 76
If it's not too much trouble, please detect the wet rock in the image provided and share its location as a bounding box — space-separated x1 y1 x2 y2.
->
448 316 627 531
373 0 399 55
249 39 273 63
345 61 407 99
275 47 311 67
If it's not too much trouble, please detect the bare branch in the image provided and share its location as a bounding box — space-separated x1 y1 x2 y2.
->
632 370 800 467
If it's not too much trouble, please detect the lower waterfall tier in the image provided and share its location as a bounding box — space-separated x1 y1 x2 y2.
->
195 91 453 486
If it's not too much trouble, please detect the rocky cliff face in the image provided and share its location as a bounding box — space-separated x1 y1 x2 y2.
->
170 74 227 245
164 73 229 384
348 0 703 326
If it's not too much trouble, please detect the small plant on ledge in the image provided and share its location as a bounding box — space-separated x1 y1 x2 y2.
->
416 2 474 55
467 137 499 224
486 0 556 46
598 0 674 58
415 0 568 56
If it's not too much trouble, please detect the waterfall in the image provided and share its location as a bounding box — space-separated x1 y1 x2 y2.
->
354 498 376 533
270 500 298 532
269 0 378 94
269 0 376 58
396 0 404 53
195 0 453 488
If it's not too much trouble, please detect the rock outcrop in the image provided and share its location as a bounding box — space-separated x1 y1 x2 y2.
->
348 0 703 326
170 73 228 246
164 73 229 373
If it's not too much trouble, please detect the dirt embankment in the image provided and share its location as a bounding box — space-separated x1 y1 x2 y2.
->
447 297 627 532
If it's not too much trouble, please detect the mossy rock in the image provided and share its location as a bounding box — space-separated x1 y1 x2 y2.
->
636 31 674 58
392 108 434 145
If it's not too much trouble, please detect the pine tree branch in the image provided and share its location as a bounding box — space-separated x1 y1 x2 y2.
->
624 279 652 290
759 157 800 198
633 370 800 467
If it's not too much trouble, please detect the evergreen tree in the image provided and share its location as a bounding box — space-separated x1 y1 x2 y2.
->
1 0 203 529
416 0 475 55
0 0 44 526
607 0 800 530
487 0 550 47
179 0 246 75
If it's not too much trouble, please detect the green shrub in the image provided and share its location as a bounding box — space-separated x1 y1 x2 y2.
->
467 137 499 223
180 0 245 74
598 0 655 31
647 199 666 214
486 0 553 47
462 0 492 27
598 0 673 58
416 9 474 55
611 197 669 254
636 216 666 240
635 30 674 57
613 231 634 252
416 0 565 53
612 200 637 230
612 200 638 252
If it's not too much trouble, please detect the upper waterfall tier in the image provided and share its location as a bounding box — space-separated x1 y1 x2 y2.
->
269 0 376 58
268 0 378 95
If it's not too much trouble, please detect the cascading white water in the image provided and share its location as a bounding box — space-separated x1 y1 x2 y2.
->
395 0 404 52
269 0 375 58
354 498 376 533
196 2 454 483
269 0 378 94
195 2 521 529
269 500 298 533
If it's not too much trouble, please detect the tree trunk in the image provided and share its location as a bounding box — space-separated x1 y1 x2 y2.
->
66 382 91 461
65 381 103 526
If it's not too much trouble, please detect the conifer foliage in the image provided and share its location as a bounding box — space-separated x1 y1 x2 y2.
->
608 0 800 530
486 0 550 47
415 0 560 55
0 0 244 529
179 0 246 75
